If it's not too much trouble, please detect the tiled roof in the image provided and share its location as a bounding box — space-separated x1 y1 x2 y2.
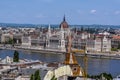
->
112 35 120 40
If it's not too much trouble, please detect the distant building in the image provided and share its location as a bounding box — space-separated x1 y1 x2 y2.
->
46 26 66 51
99 31 110 36
59 15 69 29
87 35 111 52
46 16 70 51
72 31 90 49
1 33 13 43
13 34 22 45
111 35 120 49
21 36 31 48
1 56 13 64
102 36 111 52
44 29 84 80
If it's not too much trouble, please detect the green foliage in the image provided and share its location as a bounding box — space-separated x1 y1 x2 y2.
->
13 50 19 62
100 73 113 80
30 70 41 80
50 75 57 80
34 70 41 80
111 48 118 51
5 38 14 44
30 74 34 80
89 73 113 80
8 39 14 44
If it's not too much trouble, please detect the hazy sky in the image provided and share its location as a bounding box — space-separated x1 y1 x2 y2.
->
0 0 120 25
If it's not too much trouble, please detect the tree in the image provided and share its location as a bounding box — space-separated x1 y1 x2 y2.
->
13 50 19 62
5 38 14 44
8 38 14 44
30 70 41 80
100 73 113 80
30 74 34 80
34 70 41 80
89 73 113 80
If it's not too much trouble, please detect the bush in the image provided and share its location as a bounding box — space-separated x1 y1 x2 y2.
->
89 73 113 80
111 48 117 51
30 70 41 80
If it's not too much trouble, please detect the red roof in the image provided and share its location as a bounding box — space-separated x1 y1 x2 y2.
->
112 35 120 40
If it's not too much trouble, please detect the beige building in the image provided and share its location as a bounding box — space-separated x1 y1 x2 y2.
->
46 16 69 52
13 34 22 45
87 35 111 52
21 36 31 48
1 33 13 43
111 35 120 49
44 65 72 80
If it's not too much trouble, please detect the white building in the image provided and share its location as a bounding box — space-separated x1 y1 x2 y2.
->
1 56 13 64
21 36 31 48
46 17 69 52
87 35 111 52
1 33 13 43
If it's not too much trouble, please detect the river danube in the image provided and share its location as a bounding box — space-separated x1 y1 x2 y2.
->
0 49 120 77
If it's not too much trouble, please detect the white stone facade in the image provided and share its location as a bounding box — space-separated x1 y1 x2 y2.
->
21 36 31 48
87 36 111 52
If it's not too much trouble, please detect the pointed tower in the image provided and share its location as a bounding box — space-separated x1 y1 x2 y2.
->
63 14 66 22
64 30 84 77
48 24 51 37
60 15 69 29
60 25 66 51
47 24 51 48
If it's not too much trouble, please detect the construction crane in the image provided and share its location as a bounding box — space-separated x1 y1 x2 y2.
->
71 46 88 80
84 45 88 80
72 49 85 53
66 29 88 79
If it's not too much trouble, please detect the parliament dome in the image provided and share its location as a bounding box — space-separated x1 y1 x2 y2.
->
60 16 69 28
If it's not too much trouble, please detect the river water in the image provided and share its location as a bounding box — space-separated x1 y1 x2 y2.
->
0 49 120 77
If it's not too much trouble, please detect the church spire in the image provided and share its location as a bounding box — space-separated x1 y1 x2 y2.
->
63 15 66 21
48 24 51 37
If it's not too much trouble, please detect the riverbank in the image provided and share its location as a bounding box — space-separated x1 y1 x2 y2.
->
0 49 120 77
0 46 120 60
75 52 120 60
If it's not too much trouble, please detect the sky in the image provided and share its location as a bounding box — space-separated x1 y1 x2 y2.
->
0 0 120 25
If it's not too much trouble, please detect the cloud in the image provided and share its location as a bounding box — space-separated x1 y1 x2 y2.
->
114 11 120 15
90 10 97 14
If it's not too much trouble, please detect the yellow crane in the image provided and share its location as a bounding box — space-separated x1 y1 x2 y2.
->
72 49 85 53
72 46 88 80
84 46 88 80
66 29 88 79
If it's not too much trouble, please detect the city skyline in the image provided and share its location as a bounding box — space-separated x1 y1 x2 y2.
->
0 0 120 25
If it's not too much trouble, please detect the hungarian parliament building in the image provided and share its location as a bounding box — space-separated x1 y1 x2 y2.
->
0 16 112 52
